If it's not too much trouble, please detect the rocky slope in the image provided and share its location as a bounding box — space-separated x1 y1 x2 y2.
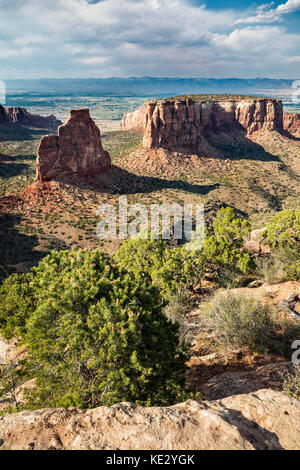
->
0 104 61 130
284 113 300 137
0 389 299 450
121 96 284 151
36 109 111 181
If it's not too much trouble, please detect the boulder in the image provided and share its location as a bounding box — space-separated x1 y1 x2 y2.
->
36 109 111 181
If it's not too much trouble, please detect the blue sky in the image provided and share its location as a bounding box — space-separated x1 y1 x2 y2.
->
0 0 299 79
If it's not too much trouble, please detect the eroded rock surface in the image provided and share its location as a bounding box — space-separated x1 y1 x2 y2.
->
0 104 61 130
36 109 111 182
201 363 293 401
121 97 284 151
0 389 299 450
283 113 300 137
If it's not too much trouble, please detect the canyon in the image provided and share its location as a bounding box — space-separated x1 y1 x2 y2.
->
36 109 111 181
0 104 61 130
121 96 299 151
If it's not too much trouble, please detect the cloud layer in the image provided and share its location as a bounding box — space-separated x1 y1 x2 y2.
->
0 0 299 78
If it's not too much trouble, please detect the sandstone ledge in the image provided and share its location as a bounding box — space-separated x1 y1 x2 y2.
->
0 389 299 450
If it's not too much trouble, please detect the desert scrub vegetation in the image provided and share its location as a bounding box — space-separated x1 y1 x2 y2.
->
201 291 299 355
282 366 300 400
115 207 255 296
202 207 254 287
0 273 36 340
163 288 196 343
115 237 204 301
159 94 266 103
0 248 194 409
256 209 300 282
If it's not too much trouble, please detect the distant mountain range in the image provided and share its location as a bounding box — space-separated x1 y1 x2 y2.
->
4 77 296 97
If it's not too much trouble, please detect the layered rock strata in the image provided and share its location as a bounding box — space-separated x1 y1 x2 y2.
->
0 104 61 130
121 97 284 151
283 113 300 137
36 109 111 181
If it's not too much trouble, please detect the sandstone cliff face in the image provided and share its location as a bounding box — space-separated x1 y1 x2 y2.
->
36 109 111 182
0 104 62 130
0 389 299 450
121 98 283 151
120 102 149 131
283 113 300 137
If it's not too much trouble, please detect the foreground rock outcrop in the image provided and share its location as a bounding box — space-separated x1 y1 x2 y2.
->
0 389 299 450
283 113 300 137
121 96 284 151
36 109 111 181
0 104 61 130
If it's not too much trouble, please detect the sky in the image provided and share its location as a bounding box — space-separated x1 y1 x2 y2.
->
0 0 299 79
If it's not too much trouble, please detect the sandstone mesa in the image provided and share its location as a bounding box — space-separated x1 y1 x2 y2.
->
121 96 299 151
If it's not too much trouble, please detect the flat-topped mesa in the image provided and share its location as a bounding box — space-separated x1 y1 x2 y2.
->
36 109 111 182
121 96 284 151
283 113 300 137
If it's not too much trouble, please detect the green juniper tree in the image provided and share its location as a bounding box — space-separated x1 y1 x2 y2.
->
202 207 253 286
264 209 300 280
21 248 191 408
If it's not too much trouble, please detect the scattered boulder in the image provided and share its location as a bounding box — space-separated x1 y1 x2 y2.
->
250 227 268 242
0 389 299 450
36 109 111 182
232 281 300 309
280 293 300 322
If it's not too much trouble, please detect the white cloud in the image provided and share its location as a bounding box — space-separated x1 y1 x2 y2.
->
235 0 300 25
0 0 299 78
277 0 300 13
287 56 300 62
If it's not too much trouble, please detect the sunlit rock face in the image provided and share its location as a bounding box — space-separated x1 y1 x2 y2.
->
283 113 300 137
121 97 284 151
36 109 111 182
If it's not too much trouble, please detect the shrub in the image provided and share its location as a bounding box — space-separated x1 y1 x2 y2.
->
0 273 35 339
202 207 253 287
255 252 287 284
115 237 204 301
203 291 280 352
23 248 191 408
0 362 24 412
282 366 300 400
263 210 300 281
265 209 300 249
163 288 195 343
